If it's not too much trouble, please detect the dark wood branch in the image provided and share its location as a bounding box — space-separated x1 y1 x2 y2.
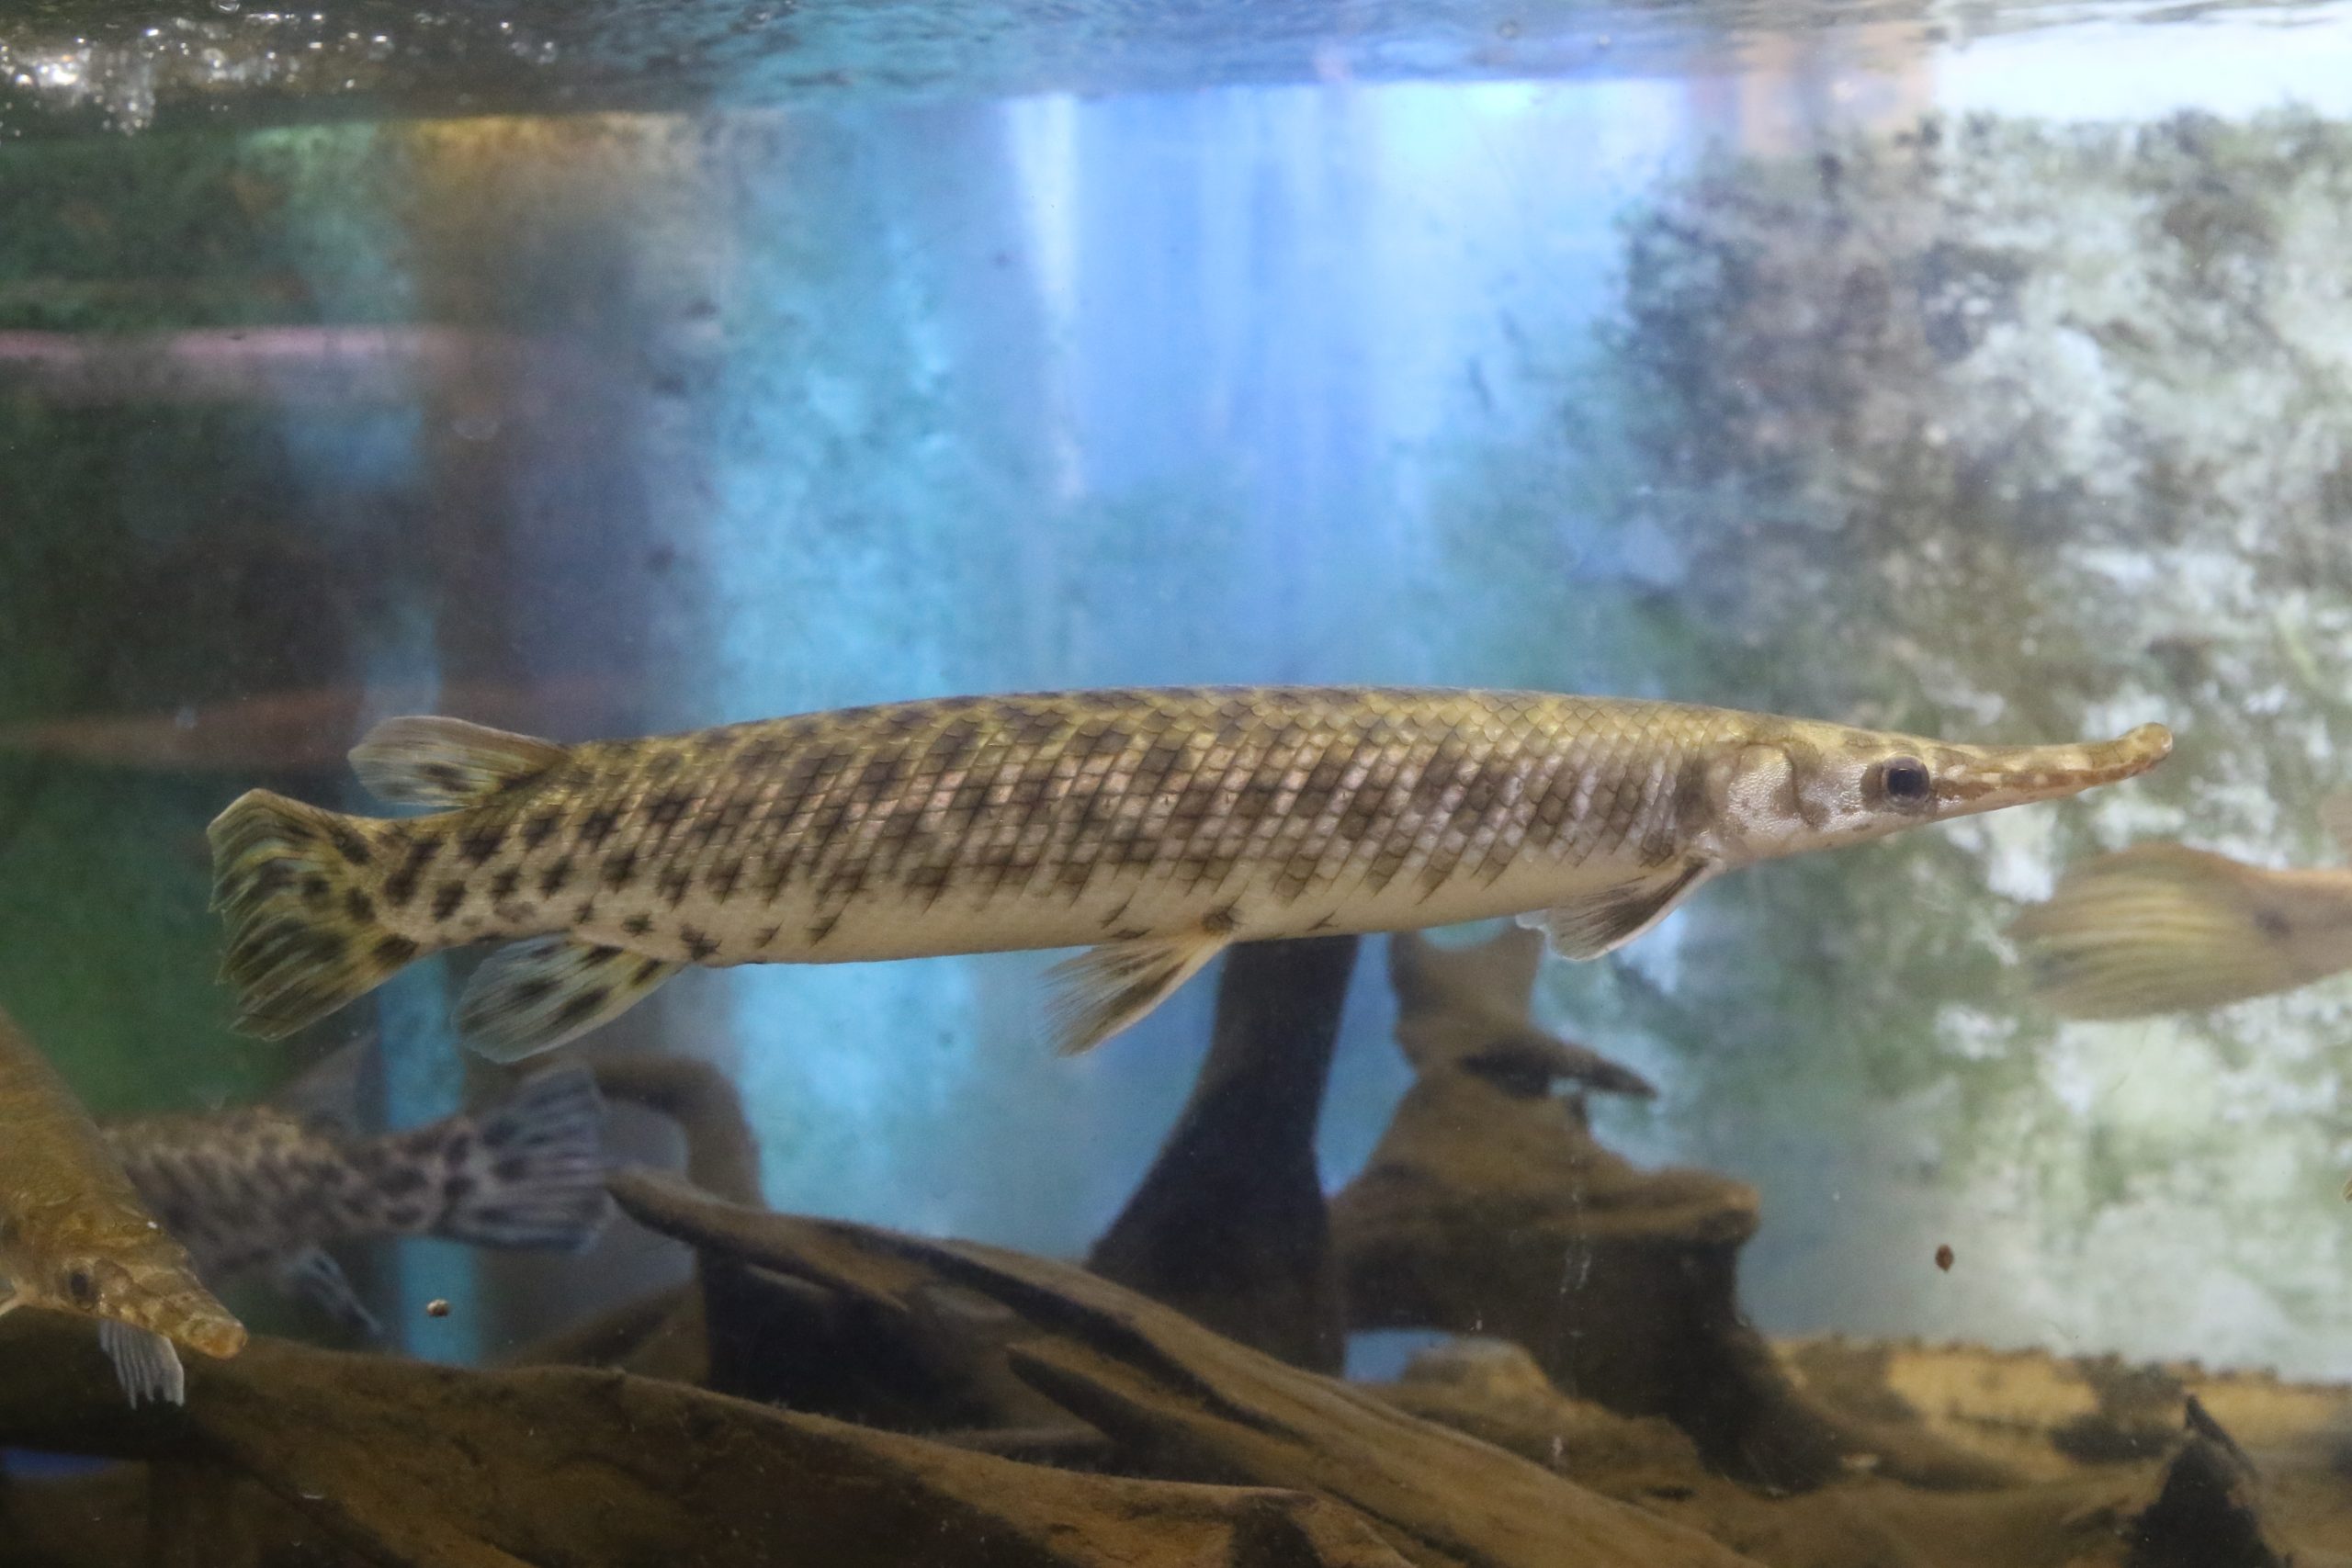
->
1089 935 1358 1371
584 1051 764 1207
609 1168 1765 1568
1341 925 2000 1494
0 1307 1412 1568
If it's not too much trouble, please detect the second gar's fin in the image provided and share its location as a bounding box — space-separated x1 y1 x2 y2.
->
266 1030 379 1134
1046 928 1230 1055
349 716 569 809
420 1065 610 1250
97 1319 187 1407
2322 794 2352 862
274 1247 383 1340
456 937 682 1062
2012 843 2312 1018
1518 859 1717 961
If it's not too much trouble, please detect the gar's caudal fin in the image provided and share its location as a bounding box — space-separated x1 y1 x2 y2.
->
209 791 423 1041
415 1065 610 1250
2013 844 2315 1019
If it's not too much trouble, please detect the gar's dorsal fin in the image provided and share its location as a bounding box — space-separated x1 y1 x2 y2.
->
350 716 569 808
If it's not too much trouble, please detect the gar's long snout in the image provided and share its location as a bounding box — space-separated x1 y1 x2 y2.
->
1931 723 2173 817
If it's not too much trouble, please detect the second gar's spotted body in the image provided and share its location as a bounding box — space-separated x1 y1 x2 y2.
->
210 686 2173 1059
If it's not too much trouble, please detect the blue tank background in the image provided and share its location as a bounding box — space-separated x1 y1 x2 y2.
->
7 11 2352 1380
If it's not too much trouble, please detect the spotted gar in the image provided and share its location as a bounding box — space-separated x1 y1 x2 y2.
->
2015 796 2352 1021
107 1061 608 1339
209 686 2173 1061
0 1004 246 1405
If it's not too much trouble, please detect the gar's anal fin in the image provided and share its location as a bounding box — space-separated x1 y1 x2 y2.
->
457 936 682 1062
274 1247 383 1340
266 1030 379 1134
1519 858 1717 961
1046 928 1230 1055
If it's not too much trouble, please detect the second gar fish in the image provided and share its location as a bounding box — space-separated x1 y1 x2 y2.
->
0 1004 246 1405
2015 801 2352 1018
208 687 2173 1060
105 1057 610 1338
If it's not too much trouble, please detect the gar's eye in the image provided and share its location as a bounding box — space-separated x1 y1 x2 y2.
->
65 1268 96 1307
1878 756 1933 807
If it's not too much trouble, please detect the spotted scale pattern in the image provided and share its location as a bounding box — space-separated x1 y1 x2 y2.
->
107 1109 401 1277
364 687 1754 964
105 1066 607 1283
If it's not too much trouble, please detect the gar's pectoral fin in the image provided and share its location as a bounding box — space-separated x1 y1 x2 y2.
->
1046 928 1230 1055
457 936 683 1062
1518 858 1717 961
97 1319 187 1407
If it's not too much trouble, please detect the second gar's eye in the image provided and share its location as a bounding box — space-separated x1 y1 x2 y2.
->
65 1268 96 1307
1879 756 1933 807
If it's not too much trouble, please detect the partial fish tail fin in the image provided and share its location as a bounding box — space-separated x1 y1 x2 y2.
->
2013 843 2319 1019
209 791 424 1041
404 1065 611 1250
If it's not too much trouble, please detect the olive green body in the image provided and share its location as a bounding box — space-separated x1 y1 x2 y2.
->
365 688 1751 964
0 1007 245 1365
211 684 2169 1055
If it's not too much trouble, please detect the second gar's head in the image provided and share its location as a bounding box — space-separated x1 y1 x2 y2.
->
1702 716 2174 865
20 1226 248 1360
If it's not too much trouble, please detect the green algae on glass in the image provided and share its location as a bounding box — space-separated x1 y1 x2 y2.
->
0 124 429 1121
1435 107 2352 1371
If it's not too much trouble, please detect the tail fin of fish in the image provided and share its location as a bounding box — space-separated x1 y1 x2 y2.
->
2013 843 2317 1019
209 791 425 1041
404 1066 611 1250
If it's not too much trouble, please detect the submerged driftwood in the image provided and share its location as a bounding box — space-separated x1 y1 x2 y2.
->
584 1051 765 1207
605 1167 1761 1568
0 1168 1756 1568
7 1151 2347 1566
1376 1338 2345 1568
491 1051 767 1382
0 1304 1413 1568
1386 927 1657 1100
1335 927 2000 1492
1088 935 1358 1372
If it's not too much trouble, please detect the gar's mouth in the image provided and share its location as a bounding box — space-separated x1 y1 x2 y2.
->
1935 723 2174 808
